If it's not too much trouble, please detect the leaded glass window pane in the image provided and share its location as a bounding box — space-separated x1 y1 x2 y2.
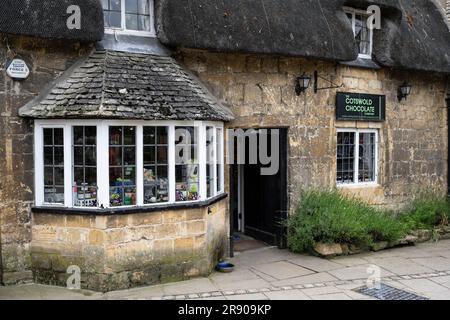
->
43 128 65 204
109 126 137 206
175 127 199 202
72 126 98 208
143 126 169 204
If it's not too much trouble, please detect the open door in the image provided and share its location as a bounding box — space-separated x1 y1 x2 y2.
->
230 128 288 249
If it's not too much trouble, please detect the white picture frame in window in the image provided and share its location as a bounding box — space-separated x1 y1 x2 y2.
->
336 128 379 187
104 0 156 37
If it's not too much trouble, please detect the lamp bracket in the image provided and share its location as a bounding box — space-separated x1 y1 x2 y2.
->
314 71 343 93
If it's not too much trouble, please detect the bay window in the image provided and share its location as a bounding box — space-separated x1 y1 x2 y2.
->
35 121 224 209
337 129 378 185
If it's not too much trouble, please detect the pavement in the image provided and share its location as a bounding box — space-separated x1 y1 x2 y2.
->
1 240 450 300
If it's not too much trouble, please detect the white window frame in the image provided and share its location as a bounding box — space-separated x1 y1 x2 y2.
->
216 127 225 193
343 7 374 60
34 120 225 209
104 0 156 37
336 128 379 187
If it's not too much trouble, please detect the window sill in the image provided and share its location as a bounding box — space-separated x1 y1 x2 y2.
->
32 193 228 216
339 58 381 70
337 183 379 189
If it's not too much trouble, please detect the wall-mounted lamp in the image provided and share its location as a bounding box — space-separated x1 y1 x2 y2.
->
446 93 450 109
398 82 412 102
295 73 311 95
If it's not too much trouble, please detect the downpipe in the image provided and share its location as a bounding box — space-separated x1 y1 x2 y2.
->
447 91 450 198
0 210 3 286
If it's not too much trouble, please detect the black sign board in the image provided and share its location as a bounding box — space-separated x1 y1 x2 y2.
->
336 92 386 121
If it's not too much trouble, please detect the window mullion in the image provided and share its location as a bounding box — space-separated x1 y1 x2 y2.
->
97 123 110 208
375 132 379 183
354 131 360 184
64 125 72 207
352 13 356 35
212 127 218 197
199 124 207 201
121 0 126 30
35 125 44 206
136 125 144 206
168 125 176 203
220 127 225 193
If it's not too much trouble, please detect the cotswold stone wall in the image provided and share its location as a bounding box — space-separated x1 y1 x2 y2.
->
31 199 228 292
177 49 449 211
0 36 92 285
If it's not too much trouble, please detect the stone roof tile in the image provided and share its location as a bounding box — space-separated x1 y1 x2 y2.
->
19 50 234 121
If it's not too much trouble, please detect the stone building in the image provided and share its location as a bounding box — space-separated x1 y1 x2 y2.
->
0 0 449 291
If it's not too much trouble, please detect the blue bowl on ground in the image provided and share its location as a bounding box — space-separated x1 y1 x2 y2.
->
216 262 235 273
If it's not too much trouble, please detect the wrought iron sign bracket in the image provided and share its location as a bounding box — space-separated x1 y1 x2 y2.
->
314 71 343 93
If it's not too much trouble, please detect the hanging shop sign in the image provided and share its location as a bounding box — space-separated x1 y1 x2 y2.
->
336 92 386 121
6 59 30 80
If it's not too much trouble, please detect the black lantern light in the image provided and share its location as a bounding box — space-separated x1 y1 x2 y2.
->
446 93 450 109
295 73 311 96
398 81 412 102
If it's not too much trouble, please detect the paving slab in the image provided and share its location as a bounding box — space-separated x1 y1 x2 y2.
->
364 257 435 275
270 272 338 287
249 268 279 282
232 249 290 267
331 256 369 267
302 286 341 296
0 284 100 300
288 255 343 272
344 290 376 300
423 290 450 300
328 264 394 281
105 285 165 300
429 275 450 289
163 278 217 296
226 293 268 300
264 289 311 300
395 246 444 259
399 278 450 295
309 292 353 300
209 268 260 283
411 257 450 272
251 261 314 280
211 278 271 292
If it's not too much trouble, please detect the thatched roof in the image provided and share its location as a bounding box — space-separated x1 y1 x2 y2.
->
156 0 450 73
0 0 104 41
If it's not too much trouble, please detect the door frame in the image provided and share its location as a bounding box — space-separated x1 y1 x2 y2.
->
237 164 244 232
230 127 289 249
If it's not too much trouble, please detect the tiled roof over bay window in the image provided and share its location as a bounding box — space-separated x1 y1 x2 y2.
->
19 50 234 121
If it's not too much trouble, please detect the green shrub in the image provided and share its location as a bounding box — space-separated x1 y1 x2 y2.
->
287 189 408 253
400 192 450 229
